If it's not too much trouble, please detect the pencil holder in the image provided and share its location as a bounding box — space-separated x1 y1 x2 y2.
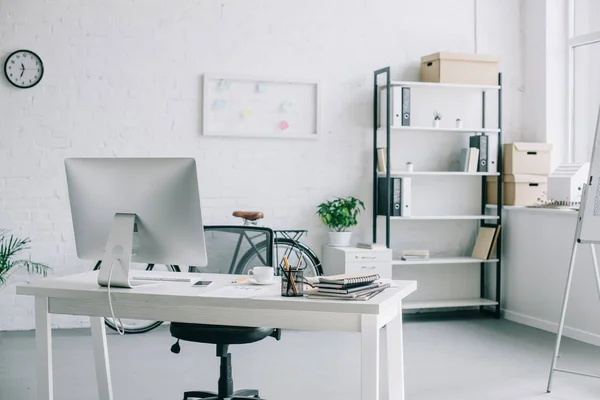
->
281 268 305 297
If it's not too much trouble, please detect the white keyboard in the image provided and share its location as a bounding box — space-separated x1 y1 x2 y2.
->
132 275 192 283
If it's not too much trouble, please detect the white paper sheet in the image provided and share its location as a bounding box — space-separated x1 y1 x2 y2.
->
199 285 268 298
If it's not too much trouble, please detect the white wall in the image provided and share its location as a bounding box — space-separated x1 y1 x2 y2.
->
521 0 569 169
502 207 600 346
0 0 523 330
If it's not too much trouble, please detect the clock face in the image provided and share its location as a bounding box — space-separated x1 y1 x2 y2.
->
4 50 44 89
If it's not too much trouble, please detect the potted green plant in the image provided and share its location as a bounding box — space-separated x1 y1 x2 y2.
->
316 197 365 247
0 229 51 292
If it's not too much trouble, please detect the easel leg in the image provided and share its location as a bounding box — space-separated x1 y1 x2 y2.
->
589 244 600 302
547 241 579 393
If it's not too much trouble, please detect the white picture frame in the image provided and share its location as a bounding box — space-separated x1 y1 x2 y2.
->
202 72 321 139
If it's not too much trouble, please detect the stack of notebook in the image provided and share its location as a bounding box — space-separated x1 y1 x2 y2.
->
307 273 390 301
401 249 429 261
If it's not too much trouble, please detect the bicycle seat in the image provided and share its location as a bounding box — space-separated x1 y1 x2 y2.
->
232 211 264 221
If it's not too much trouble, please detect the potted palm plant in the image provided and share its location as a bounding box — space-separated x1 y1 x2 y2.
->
316 197 365 247
0 229 51 291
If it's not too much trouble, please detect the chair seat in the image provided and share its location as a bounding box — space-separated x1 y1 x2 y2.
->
171 322 275 345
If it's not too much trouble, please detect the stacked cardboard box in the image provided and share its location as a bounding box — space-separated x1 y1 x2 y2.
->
487 142 553 206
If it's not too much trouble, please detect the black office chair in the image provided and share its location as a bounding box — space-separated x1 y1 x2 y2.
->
170 226 280 400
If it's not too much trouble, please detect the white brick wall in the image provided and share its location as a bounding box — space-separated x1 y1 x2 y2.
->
0 0 523 330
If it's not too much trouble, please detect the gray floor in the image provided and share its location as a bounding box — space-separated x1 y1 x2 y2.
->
1 318 600 400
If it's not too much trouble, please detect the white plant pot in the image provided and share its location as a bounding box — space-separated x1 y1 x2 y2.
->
433 120 440 128
328 231 352 247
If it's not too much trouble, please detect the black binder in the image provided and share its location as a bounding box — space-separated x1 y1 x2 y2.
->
377 177 401 216
469 134 488 172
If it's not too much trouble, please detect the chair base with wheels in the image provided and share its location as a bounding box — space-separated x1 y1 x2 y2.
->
170 322 281 400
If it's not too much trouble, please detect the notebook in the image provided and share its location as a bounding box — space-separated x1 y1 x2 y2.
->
308 283 391 300
307 287 388 301
318 273 380 286
356 242 387 249
316 282 382 294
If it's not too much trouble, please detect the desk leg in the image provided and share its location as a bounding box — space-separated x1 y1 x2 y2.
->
35 297 53 400
90 317 114 400
361 314 380 400
384 302 404 400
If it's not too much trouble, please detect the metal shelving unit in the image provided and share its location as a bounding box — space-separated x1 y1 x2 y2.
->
372 67 503 318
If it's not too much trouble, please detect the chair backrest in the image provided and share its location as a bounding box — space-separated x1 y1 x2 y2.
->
190 225 274 275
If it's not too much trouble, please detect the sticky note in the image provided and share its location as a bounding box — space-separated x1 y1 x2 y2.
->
241 109 253 119
279 120 289 131
280 101 294 112
212 99 228 110
256 82 266 93
219 79 230 90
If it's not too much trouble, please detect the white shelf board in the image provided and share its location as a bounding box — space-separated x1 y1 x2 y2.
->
403 298 499 310
378 126 500 133
392 257 499 266
380 215 500 221
378 171 499 177
379 81 501 90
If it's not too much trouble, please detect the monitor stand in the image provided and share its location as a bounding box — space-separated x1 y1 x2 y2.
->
97 213 149 288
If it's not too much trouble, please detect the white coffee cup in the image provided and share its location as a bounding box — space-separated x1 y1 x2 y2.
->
248 266 274 283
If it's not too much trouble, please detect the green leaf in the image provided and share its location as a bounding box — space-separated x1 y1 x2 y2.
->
0 230 51 286
315 196 366 231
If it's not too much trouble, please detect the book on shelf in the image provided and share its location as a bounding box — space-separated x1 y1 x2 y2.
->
471 225 501 260
318 273 380 286
401 249 430 260
459 147 480 172
356 242 387 249
377 147 387 173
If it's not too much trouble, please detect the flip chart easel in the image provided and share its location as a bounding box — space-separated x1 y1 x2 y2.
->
547 107 600 392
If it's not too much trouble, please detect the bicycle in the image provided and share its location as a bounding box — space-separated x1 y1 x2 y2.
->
92 210 322 334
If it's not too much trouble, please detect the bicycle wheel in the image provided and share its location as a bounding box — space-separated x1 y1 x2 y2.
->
235 238 322 277
93 261 180 334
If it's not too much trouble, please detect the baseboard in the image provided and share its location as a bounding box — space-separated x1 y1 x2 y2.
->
503 309 600 347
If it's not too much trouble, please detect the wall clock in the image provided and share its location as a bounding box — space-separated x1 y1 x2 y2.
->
4 50 44 89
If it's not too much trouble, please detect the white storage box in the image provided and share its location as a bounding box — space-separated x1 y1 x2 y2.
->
547 163 590 203
487 174 548 206
503 142 553 175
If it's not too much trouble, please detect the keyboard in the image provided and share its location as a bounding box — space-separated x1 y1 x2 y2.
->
132 275 192 283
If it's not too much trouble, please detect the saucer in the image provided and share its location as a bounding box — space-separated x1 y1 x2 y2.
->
248 278 276 286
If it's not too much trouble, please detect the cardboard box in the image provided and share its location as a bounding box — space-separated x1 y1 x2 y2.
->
504 142 553 175
420 52 499 86
487 175 548 206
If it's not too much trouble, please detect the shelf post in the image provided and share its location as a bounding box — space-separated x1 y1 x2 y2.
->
496 72 503 318
373 67 391 247
480 90 487 308
373 71 379 243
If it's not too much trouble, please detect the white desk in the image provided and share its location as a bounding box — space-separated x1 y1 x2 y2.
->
17 271 417 400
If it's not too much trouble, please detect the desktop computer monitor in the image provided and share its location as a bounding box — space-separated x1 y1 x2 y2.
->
65 157 207 288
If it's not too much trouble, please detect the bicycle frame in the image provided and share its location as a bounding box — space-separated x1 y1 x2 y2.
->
194 225 275 274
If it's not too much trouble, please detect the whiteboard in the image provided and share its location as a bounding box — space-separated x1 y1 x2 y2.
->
202 73 321 139
577 104 600 242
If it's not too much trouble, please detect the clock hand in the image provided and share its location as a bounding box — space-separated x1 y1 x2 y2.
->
21 63 24 71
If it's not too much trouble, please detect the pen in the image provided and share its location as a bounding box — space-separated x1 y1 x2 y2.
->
283 256 297 295
231 276 250 284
